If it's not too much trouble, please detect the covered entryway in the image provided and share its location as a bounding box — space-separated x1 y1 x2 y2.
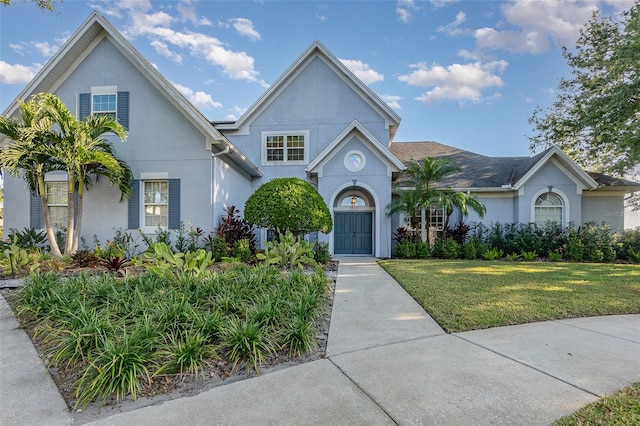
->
334 211 372 254
333 187 374 255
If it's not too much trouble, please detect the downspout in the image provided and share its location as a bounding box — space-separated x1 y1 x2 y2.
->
211 145 230 229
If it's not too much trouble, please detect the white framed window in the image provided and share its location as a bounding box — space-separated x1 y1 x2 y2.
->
46 181 68 228
143 180 168 227
427 207 445 231
262 131 309 165
400 206 445 241
534 192 563 226
91 86 118 119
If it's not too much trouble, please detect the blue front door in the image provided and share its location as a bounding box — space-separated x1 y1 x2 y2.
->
334 212 372 255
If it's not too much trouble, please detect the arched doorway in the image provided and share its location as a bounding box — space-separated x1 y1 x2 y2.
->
333 188 374 255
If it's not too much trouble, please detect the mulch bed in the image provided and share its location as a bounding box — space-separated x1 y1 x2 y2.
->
0 260 339 424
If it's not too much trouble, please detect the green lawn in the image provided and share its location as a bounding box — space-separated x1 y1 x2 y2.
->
378 259 640 333
552 382 640 425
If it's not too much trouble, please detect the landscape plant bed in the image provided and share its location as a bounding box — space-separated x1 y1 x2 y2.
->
379 259 640 333
2 262 336 423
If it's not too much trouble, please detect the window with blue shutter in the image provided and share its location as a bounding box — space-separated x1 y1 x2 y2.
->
168 179 180 229
132 178 180 230
79 91 129 129
30 193 42 229
117 91 129 129
128 179 140 229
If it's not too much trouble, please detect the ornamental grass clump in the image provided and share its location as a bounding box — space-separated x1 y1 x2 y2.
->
9 262 331 406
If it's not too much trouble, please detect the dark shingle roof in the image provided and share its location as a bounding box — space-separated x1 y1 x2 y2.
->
389 141 640 189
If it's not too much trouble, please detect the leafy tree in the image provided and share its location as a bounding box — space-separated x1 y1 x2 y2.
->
1 0 56 10
0 93 131 256
244 178 332 236
529 2 640 207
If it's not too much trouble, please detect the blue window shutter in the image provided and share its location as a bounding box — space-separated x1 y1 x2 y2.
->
30 193 42 229
128 179 140 229
117 91 129 129
79 93 91 120
168 179 180 229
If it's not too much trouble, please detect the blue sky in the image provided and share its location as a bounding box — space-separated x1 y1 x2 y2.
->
0 0 634 157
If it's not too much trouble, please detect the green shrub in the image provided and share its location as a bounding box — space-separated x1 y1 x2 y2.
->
313 242 331 264
394 240 417 259
565 230 585 262
216 206 256 253
504 252 522 261
443 238 459 259
416 241 431 259
3 236 31 275
206 235 229 261
232 239 252 263
7 227 48 252
432 238 445 258
256 230 317 269
462 240 478 260
481 247 504 260
548 250 562 261
520 250 537 261
244 178 332 235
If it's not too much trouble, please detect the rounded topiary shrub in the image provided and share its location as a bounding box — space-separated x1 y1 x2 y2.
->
244 178 332 235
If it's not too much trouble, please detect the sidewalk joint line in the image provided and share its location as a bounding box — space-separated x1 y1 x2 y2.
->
327 333 445 358
550 319 640 345
328 358 400 426
453 334 602 398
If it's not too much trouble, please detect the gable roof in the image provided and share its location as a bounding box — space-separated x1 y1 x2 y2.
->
2 11 261 178
306 120 405 178
215 40 401 142
390 141 640 192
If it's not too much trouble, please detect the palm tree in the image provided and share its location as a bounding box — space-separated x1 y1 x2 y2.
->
0 94 64 256
0 93 131 256
37 94 130 254
387 156 486 243
385 188 423 241
437 191 487 236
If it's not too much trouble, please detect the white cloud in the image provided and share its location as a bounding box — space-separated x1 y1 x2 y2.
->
172 82 222 109
399 60 507 104
474 0 609 54
437 11 466 36
396 0 420 23
340 59 384 84
0 61 40 84
10 40 63 58
381 95 402 110
224 106 248 121
125 11 268 87
475 27 549 54
150 40 183 64
230 18 261 41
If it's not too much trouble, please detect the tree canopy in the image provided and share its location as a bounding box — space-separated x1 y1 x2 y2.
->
1 0 57 10
244 177 332 236
529 2 640 206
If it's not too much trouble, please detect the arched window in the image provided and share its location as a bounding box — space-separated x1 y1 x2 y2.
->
534 192 563 225
340 195 366 207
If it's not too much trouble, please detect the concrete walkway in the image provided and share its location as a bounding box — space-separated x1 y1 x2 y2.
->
1 258 639 425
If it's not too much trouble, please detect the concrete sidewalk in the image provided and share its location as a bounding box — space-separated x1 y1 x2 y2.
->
1 258 639 425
